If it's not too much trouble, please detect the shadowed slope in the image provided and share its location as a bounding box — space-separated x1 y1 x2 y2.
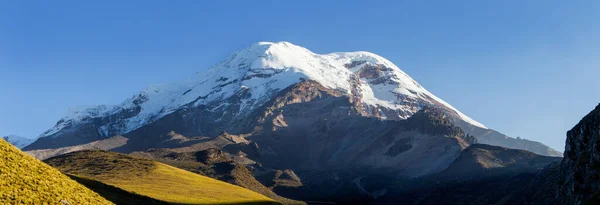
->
374 144 561 205
0 139 112 204
440 144 561 179
44 150 279 205
66 174 168 205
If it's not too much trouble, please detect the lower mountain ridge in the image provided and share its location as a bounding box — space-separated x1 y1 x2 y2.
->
438 143 561 179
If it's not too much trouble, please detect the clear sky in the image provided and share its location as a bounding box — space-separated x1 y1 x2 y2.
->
1 1 598 151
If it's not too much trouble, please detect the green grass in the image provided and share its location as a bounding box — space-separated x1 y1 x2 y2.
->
45 150 279 205
0 139 113 205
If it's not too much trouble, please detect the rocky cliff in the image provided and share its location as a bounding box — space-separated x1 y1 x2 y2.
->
560 103 600 205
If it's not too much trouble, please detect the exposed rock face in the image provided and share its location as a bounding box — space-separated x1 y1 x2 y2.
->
256 169 303 189
560 103 600 205
223 81 474 177
196 148 230 164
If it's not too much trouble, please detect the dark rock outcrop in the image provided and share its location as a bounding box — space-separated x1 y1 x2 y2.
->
196 148 231 164
560 103 600 205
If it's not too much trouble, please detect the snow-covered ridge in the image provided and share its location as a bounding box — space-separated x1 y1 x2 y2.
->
40 41 486 138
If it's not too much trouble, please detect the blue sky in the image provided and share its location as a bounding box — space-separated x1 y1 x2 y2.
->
1 1 598 151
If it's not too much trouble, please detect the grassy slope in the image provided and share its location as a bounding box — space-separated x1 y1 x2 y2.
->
130 149 305 205
0 139 113 205
44 150 278 205
67 174 168 205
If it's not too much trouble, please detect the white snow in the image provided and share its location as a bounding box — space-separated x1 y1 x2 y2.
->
41 105 117 137
40 41 486 138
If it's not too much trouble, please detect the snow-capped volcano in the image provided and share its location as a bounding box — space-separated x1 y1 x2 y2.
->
41 41 484 138
27 41 559 157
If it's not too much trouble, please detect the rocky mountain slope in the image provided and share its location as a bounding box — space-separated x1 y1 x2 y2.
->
559 103 600 205
0 138 112 204
439 144 560 179
24 42 558 157
374 145 561 205
2 135 35 149
373 103 600 205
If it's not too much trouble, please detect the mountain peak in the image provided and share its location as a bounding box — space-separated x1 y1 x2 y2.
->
226 41 397 76
39 41 488 140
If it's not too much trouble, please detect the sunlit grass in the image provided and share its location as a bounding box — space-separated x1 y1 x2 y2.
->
105 163 277 204
0 139 113 204
45 150 279 204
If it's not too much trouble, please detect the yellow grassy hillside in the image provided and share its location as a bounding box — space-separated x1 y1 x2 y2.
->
0 139 113 205
44 150 279 205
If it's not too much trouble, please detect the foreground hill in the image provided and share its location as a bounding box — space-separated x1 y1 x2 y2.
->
44 150 278 205
0 139 112 204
